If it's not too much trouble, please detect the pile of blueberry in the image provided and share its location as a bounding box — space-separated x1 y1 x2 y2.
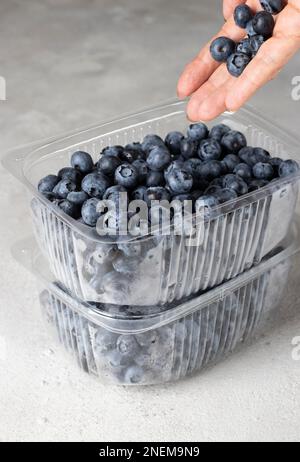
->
210 0 286 77
38 120 299 232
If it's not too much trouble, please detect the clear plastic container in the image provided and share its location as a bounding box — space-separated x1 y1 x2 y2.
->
13 235 300 386
4 102 300 305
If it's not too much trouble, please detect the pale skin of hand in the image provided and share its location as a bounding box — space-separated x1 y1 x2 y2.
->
177 0 300 121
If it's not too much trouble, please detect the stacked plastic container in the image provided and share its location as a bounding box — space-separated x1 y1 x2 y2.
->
4 101 300 385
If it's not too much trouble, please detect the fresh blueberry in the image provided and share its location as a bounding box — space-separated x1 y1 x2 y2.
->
53 179 77 199
115 163 139 189
198 139 222 161
252 11 275 37
205 184 223 195
269 157 283 174
165 160 185 180
227 53 251 77
103 185 127 201
237 38 253 57
57 199 81 219
124 142 146 160
248 179 269 191
142 134 165 154
38 174 60 194
132 159 149 183
239 146 270 166
213 188 238 203
260 0 285 15
253 162 275 180
119 150 137 164
131 186 147 201
43 192 57 202
210 36 236 62
238 146 255 165
67 191 89 206
147 146 171 171
184 158 203 182
82 172 111 198
209 124 231 142
234 5 254 28
195 195 220 214
187 122 209 141
71 151 94 174
146 170 165 187
221 154 240 172
222 130 247 154
223 174 249 195
145 187 171 205
101 145 124 158
58 167 82 186
233 163 253 180
81 198 102 227
97 155 121 176
180 138 198 159
165 131 185 156
246 20 257 37
166 168 193 194
250 35 265 55
278 160 300 178
198 160 223 181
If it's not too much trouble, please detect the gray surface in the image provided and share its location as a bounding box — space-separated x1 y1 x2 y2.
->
0 0 300 442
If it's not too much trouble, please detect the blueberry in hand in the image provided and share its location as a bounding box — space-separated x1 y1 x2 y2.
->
132 159 149 183
237 38 253 57
252 11 275 37
234 5 254 28
278 160 300 178
67 191 89 206
187 122 209 141
260 0 285 15
166 168 193 194
58 167 82 186
165 131 185 156
38 174 60 195
147 146 171 171
198 139 222 161
53 179 77 199
81 198 102 227
82 172 111 198
222 130 247 154
253 162 274 180
221 154 240 172
115 163 139 189
180 138 198 159
97 155 121 176
250 35 265 55
233 163 253 180
210 37 236 62
198 160 223 181
146 170 165 187
227 53 251 77
71 151 94 174
246 20 257 36
57 199 81 219
142 134 165 154
209 124 231 142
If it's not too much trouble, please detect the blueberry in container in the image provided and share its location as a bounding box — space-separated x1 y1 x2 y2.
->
3 101 300 306
13 236 300 386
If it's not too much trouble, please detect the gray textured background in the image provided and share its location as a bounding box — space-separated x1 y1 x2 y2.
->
0 0 300 442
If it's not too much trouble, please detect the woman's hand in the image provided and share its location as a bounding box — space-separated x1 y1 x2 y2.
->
177 0 300 121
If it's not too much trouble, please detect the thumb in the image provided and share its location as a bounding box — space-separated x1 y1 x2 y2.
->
223 0 247 20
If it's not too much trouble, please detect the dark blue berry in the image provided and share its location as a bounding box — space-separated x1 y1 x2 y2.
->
187 122 209 141
278 160 300 178
234 5 254 28
166 168 193 194
103 185 127 201
71 151 94 174
180 138 198 159
222 130 247 153
142 134 165 154
250 35 265 55
58 167 82 186
198 160 223 181
147 146 171 171
252 11 275 37
131 186 147 201
227 53 251 77
115 163 139 189
237 38 253 57
132 159 149 183
269 157 283 174
82 172 111 198
53 179 77 199
165 131 185 156
146 170 165 187
210 37 236 62
81 198 102 227
233 163 253 180
253 162 274 180
260 0 285 15
248 179 269 191
38 175 60 194
124 142 146 160
67 191 89 206
198 139 222 161
246 20 257 36
213 188 238 203
223 174 248 195
97 155 121 176
58 200 81 219
221 154 240 172
101 145 124 158
184 158 203 182
209 124 231 142
145 187 171 205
